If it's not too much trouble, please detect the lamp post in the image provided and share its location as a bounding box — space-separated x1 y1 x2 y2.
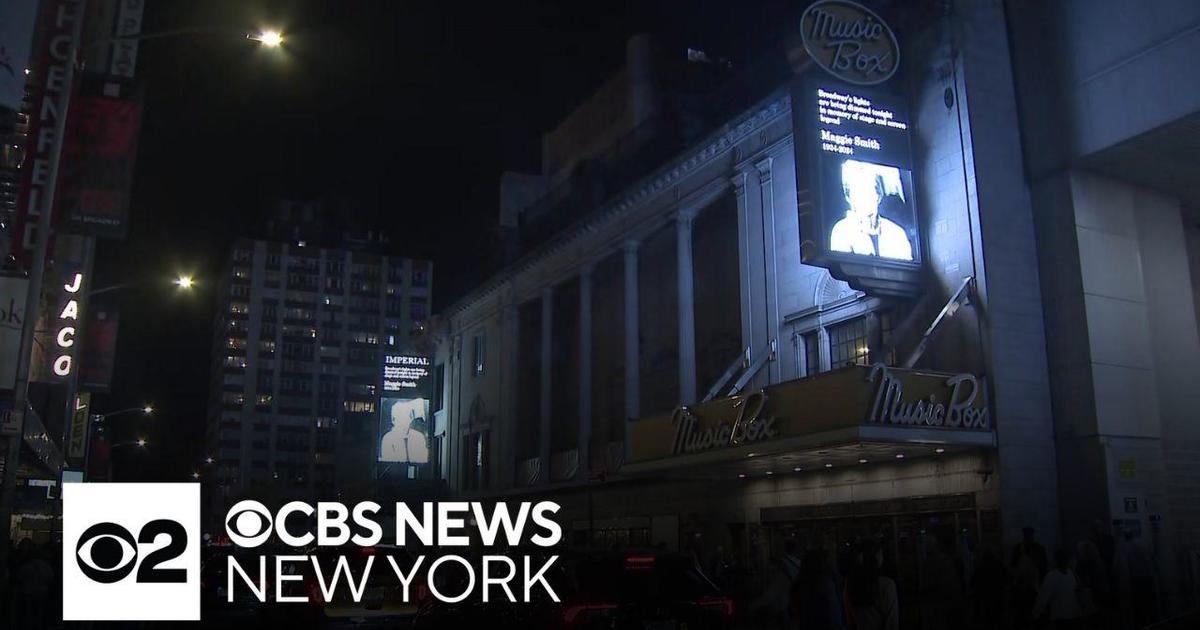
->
86 274 196 298
0 13 285 559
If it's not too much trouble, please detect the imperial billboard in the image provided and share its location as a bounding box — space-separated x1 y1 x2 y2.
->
378 353 432 474
793 77 921 296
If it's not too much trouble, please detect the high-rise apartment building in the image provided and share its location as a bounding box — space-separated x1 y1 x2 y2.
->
207 228 432 516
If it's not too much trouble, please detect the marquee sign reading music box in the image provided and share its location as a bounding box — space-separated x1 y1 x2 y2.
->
627 364 990 465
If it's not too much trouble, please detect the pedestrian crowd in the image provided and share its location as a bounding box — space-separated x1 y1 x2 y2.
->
1 537 60 630
722 522 1167 630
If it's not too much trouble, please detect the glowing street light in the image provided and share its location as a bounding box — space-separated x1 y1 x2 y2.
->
204 456 215 465
142 404 154 415
191 471 201 480
174 275 194 289
249 29 284 48
135 438 147 448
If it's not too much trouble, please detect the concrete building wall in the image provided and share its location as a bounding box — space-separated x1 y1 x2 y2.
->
1034 168 1200 591
950 0 1063 549
1008 0 1200 176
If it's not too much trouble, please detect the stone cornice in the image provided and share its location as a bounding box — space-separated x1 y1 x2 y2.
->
444 88 792 318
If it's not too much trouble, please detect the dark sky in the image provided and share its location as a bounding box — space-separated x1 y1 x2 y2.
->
92 0 788 480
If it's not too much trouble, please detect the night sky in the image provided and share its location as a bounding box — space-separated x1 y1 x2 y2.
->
90 0 788 480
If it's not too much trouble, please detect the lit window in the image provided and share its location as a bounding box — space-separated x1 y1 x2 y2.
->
343 400 375 413
828 317 870 369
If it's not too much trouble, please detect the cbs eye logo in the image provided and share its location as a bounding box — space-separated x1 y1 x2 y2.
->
75 520 188 584
62 483 200 621
224 499 273 547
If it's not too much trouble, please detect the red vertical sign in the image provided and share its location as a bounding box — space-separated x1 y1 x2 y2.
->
10 0 86 268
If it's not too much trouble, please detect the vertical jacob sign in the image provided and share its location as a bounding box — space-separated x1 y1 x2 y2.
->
379 353 432 475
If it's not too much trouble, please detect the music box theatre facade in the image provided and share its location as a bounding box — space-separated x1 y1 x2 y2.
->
431 0 1200 605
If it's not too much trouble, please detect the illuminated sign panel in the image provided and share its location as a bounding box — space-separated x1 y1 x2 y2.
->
378 353 432 469
794 78 921 296
800 0 900 86
53 271 85 378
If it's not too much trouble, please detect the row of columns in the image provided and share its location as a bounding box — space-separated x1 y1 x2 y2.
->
524 159 777 481
531 207 704 475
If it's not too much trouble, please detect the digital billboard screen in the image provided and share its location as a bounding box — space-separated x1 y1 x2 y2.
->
812 84 918 264
792 76 923 296
378 353 432 468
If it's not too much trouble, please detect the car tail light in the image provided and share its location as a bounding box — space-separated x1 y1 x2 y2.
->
698 596 734 617
562 602 619 626
624 554 655 571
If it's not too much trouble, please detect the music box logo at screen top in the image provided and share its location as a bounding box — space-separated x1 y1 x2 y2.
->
62 483 200 621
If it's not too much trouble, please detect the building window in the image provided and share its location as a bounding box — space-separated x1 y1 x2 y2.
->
350 331 378 345
230 302 249 315
828 316 870 369
343 400 375 413
462 430 489 492
410 298 427 321
472 333 485 376
432 364 445 413
412 266 429 287
801 332 821 377
877 309 897 366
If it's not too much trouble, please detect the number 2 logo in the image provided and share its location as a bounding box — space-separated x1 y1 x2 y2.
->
75 520 189 584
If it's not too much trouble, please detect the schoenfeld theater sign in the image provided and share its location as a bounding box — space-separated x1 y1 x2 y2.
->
629 364 989 464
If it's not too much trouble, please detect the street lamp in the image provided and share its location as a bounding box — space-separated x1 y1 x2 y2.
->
248 29 284 48
88 275 197 298
93 405 154 422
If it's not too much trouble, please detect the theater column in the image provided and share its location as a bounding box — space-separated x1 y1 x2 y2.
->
756 156 782 383
623 240 640 457
676 207 698 405
539 286 553 484
578 264 593 475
